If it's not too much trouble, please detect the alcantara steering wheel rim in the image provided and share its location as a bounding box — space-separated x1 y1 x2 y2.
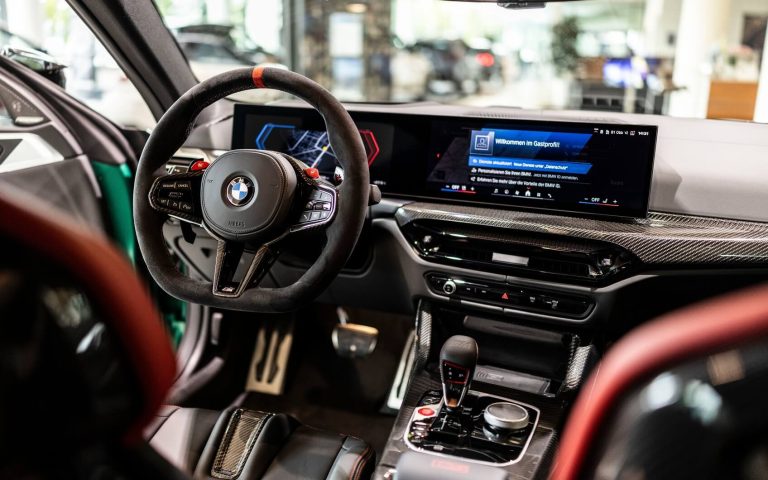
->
133 66 370 312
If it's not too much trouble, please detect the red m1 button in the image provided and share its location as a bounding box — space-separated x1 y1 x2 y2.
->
190 160 210 171
417 407 436 416
304 167 320 179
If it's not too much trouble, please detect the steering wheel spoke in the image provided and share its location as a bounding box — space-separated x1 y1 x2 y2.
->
148 171 204 225
212 240 279 297
290 184 338 233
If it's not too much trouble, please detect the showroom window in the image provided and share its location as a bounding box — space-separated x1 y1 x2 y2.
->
0 1 156 130
157 0 768 123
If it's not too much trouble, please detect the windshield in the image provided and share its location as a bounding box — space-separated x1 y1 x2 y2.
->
0 1 765 127
158 0 768 123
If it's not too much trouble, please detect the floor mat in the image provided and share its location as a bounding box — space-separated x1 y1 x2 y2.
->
239 304 413 457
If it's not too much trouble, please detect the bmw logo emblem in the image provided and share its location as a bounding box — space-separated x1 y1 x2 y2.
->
225 176 254 206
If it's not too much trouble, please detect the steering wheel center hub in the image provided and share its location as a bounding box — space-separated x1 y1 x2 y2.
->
200 150 297 242
225 176 256 206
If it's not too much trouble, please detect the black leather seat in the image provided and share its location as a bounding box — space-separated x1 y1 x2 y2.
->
146 406 375 480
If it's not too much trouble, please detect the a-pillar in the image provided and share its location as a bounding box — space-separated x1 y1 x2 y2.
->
668 0 733 118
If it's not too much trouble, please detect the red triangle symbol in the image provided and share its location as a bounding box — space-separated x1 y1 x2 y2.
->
501 292 509 300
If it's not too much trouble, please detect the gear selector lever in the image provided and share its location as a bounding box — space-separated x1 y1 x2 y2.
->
439 335 478 411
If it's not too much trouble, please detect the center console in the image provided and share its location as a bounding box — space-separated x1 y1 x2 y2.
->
401 335 540 466
375 302 596 480
226 103 653 478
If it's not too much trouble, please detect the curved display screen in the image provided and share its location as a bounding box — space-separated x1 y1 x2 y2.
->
233 104 657 219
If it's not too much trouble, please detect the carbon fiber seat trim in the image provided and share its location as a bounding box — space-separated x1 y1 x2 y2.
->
211 409 272 479
396 203 768 266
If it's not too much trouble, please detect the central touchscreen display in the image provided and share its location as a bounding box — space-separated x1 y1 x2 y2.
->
232 105 657 218
426 120 657 216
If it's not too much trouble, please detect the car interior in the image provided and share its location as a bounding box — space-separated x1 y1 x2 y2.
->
2 0 768 479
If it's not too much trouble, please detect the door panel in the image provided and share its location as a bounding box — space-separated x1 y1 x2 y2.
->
0 159 105 232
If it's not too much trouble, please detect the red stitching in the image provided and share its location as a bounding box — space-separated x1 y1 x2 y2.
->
349 445 372 480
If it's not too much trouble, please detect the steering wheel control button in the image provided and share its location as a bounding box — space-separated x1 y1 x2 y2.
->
309 190 334 202
304 167 320 179
149 172 207 223
225 176 255 207
291 185 337 231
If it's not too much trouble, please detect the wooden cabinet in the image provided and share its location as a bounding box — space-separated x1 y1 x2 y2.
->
707 81 759 120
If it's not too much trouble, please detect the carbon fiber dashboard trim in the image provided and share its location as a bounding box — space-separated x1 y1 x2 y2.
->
395 203 768 266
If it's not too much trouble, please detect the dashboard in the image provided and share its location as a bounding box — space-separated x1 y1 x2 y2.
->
232 105 658 219
163 102 768 327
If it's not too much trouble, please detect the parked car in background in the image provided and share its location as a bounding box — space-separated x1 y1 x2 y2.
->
466 38 503 83
414 38 482 96
97 24 287 129
176 25 287 107
175 24 280 70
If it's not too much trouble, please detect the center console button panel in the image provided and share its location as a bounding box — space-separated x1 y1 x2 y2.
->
405 389 539 465
426 273 593 319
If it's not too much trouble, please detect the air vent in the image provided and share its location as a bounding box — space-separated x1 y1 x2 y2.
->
403 221 636 284
527 258 590 277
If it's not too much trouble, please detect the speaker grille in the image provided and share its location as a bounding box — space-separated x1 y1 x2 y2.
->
211 409 271 479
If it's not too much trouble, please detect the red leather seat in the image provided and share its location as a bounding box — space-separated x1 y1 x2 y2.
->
552 283 768 479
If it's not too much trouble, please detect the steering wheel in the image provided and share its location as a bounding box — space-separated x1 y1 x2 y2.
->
133 67 371 312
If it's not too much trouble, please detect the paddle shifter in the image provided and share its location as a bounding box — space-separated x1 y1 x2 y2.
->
439 335 478 411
